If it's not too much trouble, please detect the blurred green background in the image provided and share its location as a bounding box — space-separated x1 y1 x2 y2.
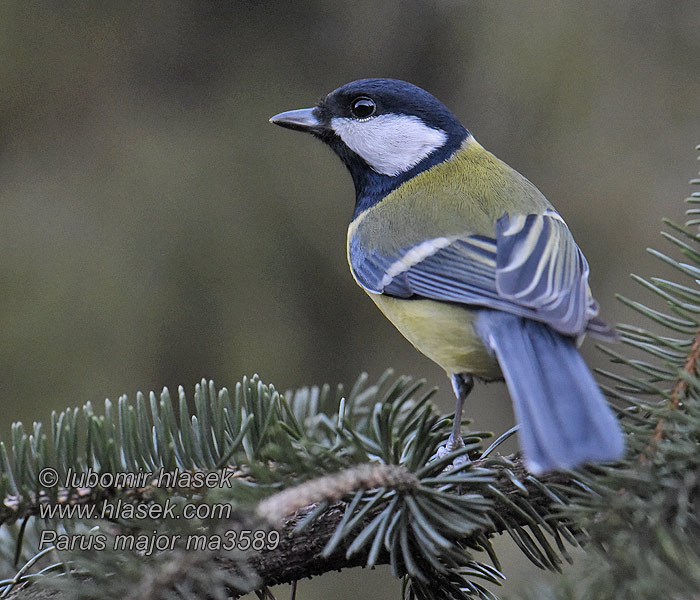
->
1 0 698 596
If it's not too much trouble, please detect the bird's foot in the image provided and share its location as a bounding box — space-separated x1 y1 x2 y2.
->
434 433 470 469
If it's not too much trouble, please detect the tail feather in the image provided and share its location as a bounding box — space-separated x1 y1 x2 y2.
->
476 311 624 474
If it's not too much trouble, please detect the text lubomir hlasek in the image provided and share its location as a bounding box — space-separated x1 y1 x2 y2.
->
62 467 234 489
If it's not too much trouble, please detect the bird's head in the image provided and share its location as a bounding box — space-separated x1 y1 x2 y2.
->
270 79 470 214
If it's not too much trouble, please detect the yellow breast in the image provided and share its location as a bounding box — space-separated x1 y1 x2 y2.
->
365 292 501 380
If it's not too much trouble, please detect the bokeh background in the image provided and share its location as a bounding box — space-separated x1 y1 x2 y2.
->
1 0 699 597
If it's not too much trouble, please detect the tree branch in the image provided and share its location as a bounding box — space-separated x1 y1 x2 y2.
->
242 457 570 591
8 457 572 599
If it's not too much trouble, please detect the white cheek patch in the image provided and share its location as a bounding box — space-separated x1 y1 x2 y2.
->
330 114 448 176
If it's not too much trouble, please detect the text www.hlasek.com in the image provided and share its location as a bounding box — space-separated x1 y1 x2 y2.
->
39 497 232 521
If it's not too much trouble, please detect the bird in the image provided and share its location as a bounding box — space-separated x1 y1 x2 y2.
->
269 78 624 474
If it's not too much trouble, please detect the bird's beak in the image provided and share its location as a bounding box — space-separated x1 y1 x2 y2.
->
269 108 321 132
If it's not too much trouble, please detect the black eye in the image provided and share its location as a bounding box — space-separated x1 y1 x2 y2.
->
350 97 376 119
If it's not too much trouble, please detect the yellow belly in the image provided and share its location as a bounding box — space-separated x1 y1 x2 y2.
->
367 293 502 380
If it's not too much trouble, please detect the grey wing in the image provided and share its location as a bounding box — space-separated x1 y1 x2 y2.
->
349 209 606 337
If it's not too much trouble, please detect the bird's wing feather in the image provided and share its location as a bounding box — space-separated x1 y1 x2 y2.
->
350 209 599 336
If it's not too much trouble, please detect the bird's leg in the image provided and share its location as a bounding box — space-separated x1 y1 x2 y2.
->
434 373 474 466
447 373 474 451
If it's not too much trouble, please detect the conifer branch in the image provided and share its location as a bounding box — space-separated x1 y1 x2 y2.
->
244 458 569 591
650 325 700 445
0 372 586 600
4 457 571 600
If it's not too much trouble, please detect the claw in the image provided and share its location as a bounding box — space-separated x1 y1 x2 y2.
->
433 433 470 469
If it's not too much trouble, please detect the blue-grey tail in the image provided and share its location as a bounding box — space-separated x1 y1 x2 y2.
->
476 311 625 474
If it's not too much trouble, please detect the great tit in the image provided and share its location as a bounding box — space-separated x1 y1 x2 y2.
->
270 78 624 474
